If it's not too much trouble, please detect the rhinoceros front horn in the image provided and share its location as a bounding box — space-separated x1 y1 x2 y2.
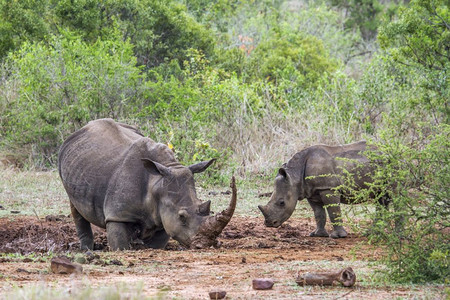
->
190 176 237 249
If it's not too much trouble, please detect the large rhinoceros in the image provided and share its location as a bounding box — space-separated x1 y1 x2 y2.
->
258 141 383 239
58 118 236 250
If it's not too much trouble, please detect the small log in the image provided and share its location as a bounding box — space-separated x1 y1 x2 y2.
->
296 267 356 287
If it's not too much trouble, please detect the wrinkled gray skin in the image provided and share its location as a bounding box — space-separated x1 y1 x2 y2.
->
259 141 384 239
58 118 236 250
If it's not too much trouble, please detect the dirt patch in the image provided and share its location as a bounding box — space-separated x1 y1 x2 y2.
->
0 215 371 259
0 215 107 253
0 216 445 299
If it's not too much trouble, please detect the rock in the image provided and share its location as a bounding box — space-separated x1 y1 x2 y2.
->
85 250 100 262
252 278 274 290
16 268 31 274
109 259 123 266
209 290 227 299
50 256 82 274
45 215 62 222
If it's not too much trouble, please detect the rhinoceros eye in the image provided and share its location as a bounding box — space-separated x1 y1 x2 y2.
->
278 200 285 207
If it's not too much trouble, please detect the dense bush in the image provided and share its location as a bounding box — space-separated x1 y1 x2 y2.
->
341 126 449 283
0 0 448 284
1 29 143 166
0 0 51 58
338 0 449 283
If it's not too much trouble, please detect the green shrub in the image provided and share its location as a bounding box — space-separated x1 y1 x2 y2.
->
0 0 51 58
245 27 338 88
341 126 449 283
0 29 143 167
330 0 383 41
378 0 449 124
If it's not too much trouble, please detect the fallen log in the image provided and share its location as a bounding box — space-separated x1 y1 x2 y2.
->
296 267 356 287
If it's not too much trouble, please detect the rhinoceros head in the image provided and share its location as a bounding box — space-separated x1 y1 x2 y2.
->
142 158 236 248
258 166 298 228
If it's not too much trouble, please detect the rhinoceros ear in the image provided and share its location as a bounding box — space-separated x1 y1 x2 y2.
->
278 167 288 179
188 158 216 174
197 200 211 216
142 158 171 177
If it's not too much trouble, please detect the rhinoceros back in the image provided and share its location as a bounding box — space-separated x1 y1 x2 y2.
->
58 118 144 227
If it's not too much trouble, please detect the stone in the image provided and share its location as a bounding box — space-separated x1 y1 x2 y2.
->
209 290 227 299
252 278 274 290
45 215 62 222
50 256 82 274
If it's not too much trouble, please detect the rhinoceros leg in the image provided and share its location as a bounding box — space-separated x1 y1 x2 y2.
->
307 199 329 237
143 229 170 249
106 222 133 250
70 202 94 250
320 191 348 239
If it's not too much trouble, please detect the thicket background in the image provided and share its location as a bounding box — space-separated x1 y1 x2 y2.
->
0 0 448 283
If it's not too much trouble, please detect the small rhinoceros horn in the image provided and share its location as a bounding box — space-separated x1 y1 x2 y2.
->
198 200 211 216
190 176 237 249
258 205 269 219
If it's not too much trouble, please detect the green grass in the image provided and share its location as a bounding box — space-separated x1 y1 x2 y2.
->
1 281 166 300
0 167 374 222
0 168 68 218
0 167 280 218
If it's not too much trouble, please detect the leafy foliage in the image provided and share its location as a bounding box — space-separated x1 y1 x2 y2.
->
1 29 142 166
244 26 338 87
0 0 51 58
330 0 384 40
379 0 449 123
342 127 449 283
0 0 449 282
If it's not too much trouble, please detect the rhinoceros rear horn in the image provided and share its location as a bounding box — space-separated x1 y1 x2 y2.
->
198 200 211 216
190 176 237 249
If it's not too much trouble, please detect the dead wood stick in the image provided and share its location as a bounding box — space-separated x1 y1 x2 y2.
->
296 267 356 287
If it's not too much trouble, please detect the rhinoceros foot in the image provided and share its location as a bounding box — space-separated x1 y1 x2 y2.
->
330 227 348 239
309 229 329 237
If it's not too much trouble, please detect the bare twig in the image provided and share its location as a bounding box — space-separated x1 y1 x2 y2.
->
33 208 43 231
334 289 355 299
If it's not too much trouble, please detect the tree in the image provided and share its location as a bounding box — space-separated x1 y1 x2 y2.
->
330 0 383 40
378 0 449 124
54 0 216 69
0 0 51 58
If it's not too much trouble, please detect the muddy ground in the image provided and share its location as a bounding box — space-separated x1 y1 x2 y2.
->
0 215 446 299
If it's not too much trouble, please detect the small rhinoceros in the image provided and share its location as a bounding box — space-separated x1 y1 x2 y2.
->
258 141 386 238
58 118 236 250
